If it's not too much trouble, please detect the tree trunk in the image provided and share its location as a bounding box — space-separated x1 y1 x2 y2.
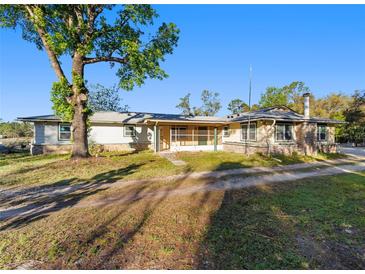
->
71 54 90 158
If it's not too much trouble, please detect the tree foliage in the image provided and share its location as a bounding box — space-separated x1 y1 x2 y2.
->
176 90 221 116
88 84 129 112
0 5 179 90
0 4 179 157
0 121 33 138
312 92 351 120
50 78 75 122
259 81 310 113
342 90 365 145
227 98 249 114
198 90 221 116
176 93 192 116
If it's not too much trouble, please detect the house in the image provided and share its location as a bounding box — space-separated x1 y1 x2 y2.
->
18 93 343 156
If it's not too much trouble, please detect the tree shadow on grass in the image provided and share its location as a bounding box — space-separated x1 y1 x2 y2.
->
196 163 365 270
0 163 144 231
45 172 193 269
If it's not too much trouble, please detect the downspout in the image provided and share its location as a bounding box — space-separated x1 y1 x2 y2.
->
267 119 276 156
154 121 159 153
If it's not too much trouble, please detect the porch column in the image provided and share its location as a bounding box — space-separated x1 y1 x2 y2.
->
214 127 217 151
154 124 160 153
192 127 195 147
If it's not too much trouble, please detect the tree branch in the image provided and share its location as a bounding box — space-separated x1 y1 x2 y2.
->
83 56 127 65
24 5 68 83
84 5 102 43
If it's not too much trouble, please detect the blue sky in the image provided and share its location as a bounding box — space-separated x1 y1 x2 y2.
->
1 5 364 121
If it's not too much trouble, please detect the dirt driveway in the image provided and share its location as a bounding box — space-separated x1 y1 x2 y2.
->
1 158 365 226
339 146 365 158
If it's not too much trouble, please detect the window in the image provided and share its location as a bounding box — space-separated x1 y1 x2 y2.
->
317 124 327 141
241 122 256 141
276 123 293 141
59 123 71 141
223 126 230 137
124 125 136 137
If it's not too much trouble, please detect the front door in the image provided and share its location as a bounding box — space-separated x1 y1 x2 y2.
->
198 126 208 145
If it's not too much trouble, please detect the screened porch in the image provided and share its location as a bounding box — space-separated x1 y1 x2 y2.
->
158 125 223 152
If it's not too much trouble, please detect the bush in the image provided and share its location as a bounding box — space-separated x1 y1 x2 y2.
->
89 143 104 157
0 122 33 138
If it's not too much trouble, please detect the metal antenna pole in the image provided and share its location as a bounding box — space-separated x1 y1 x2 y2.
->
248 64 252 110
247 65 252 145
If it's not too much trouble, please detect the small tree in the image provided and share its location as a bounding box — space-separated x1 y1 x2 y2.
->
1 5 179 158
259 86 289 108
198 90 221 116
259 81 311 113
176 90 221 116
176 93 192 116
227 98 249 114
88 84 129 112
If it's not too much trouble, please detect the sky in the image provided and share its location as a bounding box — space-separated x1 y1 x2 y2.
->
0 4 364 121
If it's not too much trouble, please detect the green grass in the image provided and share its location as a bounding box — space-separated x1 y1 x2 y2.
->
176 151 347 172
0 151 348 189
201 172 365 269
0 151 184 188
0 170 363 269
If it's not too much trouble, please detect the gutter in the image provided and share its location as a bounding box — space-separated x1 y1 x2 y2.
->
144 119 227 125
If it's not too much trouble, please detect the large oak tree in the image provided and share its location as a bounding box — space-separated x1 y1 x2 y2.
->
0 4 179 158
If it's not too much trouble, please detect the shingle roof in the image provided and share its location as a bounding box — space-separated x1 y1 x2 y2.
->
17 111 228 124
227 106 345 124
17 106 344 124
228 106 305 122
17 114 60 122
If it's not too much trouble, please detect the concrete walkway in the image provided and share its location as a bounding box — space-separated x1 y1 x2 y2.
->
159 151 187 166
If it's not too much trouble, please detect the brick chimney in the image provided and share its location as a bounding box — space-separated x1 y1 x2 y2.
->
303 92 310 119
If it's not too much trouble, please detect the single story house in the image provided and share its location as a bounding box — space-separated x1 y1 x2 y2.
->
18 93 343 156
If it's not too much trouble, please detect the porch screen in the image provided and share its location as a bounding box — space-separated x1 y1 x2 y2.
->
170 126 222 147
171 127 188 142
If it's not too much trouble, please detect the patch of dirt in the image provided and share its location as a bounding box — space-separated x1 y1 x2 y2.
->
6 260 44 270
296 234 365 269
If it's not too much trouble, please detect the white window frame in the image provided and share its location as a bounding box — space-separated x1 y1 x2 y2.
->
58 123 71 141
124 124 136 137
275 123 294 142
223 126 230 137
317 124 327 142
241 122 257 141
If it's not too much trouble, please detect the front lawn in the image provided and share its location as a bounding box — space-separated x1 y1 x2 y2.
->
176 151 346 172
0 151 184 189
0 151 348 189
0 170 363 269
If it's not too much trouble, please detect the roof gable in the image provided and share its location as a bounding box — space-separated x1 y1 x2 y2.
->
228 105 305 122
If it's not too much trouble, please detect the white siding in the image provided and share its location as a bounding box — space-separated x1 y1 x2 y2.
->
89 124 153 144
34 122 71 145
34 122 153 145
